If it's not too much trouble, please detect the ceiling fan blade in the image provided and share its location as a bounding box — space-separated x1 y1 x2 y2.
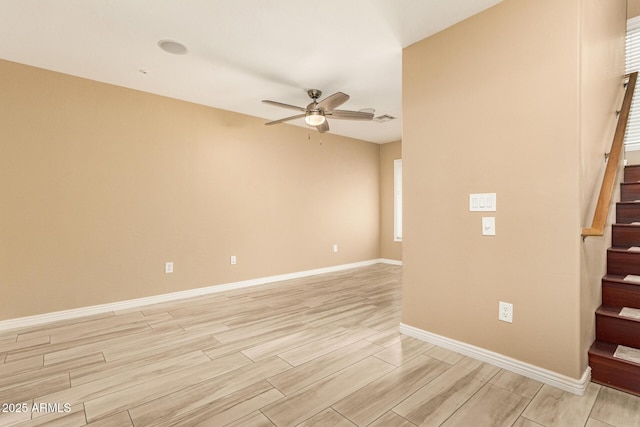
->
317 92 349 111
265 114 305 126
327 110 374 121
316 120 330 133
262 100 306 112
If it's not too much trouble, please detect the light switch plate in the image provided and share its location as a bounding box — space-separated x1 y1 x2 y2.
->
482 217 496 236
470 193 496 212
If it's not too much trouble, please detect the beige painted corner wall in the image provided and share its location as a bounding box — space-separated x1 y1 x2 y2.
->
579 0 627 375
402 0 624 379
627 150 640 164
630 0 640 19
0 59 381 320
379 140 402 261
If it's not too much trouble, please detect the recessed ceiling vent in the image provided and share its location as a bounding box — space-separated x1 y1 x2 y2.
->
373 114 396 123
158 40 188 55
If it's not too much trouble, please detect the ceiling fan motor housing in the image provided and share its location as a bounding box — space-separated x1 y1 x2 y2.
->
307 89 322 100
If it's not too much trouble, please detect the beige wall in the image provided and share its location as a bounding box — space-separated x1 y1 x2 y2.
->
402 0 625 379
630 0 640 19
0 59 381 320
379 141 402 261
627 150 640 164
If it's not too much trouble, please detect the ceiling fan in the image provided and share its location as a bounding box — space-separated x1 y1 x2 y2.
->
262 89 374 133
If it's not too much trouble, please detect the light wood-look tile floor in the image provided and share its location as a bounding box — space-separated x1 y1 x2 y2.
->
1 264 640 426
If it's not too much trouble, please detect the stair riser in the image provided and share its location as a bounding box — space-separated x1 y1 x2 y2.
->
612 226 640 247
625 166 640 183
621 183 640 202
602 281 640 308
589 353 640 396
596 315 640 348
607 251 640 276
616 204 640 224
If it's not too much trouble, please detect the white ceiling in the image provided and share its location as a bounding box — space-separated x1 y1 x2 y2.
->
0 0 502 144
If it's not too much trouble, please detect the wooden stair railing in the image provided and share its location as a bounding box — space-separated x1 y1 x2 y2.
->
582 72 638 237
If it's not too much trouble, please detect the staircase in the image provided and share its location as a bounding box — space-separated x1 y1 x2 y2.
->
589 164 640 396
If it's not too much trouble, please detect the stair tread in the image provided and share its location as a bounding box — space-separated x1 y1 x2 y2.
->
597 305 640 321
604 273 640 281
603 274 640 286
607 247 640 253
590 340 640 367
609 246 640 252
610 248 640 253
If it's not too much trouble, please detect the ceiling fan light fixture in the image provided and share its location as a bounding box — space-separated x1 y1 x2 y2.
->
305 111 325 126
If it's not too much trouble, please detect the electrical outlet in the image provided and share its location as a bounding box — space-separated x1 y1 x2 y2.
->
333 244 338 253
499 301 513 323
165 262 173 274
230 255 236 265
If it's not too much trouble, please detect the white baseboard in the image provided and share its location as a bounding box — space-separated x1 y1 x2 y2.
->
399 323 591 396
0 259 401 332
378 258 402 266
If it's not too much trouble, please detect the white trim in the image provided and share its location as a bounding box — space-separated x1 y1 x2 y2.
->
399 323 591 396
0 259 399 332
379 258 403 266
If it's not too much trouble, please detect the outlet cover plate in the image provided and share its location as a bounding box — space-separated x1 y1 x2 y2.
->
499 301 513 323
